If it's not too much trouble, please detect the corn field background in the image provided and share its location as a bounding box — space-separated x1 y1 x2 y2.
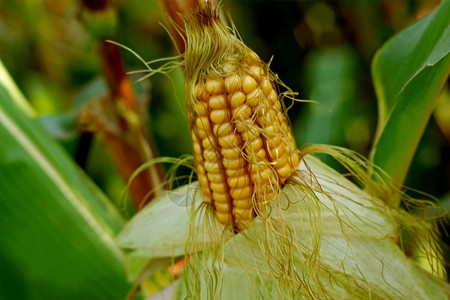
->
0 0 449 299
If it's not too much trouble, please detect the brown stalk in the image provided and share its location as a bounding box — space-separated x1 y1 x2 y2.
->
78 0 165 210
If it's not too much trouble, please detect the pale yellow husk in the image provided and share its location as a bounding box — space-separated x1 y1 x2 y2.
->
117 152 449 299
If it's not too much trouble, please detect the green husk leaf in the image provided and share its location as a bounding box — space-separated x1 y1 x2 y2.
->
118 153 447 299
117 182 219 257
371 0 450 184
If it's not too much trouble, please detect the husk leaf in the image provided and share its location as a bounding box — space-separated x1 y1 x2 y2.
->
117 153 448 299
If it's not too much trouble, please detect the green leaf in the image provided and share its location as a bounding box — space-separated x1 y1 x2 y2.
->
0 60 131 299
294 47 359 146
371 0 450 184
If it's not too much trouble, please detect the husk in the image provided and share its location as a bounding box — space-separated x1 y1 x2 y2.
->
117 152 448 299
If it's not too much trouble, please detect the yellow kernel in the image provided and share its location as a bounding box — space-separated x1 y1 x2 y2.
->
265 135 282 149
247 88 264 107
274 156 288 169
210 181 227 193
251 168 274 182
194 152 203 163
209 94 227 109
258 110 277 126
227 175 250 189
291 152 300 167
268 146 286 160
263 124 282 136
191 130 199 141
198 173 209 187
203 149 217 161
234 198 253 209
196 117 211 132
214 201 230 213
202 137 214 149
226 167 247 177
233 207 253 219
192 141 202 154
241 127 260 141
248 65 263 82
210 109 230 123
205 78 224 95
248 137 263 152
197 162 207 175
232 104 252 120
205 161 221 173
213 122 233 136
268 89 278 104
218 134 238 148
194 101 208 116
197 164 206 173
261 78 272 95
255 148 267 159
273 100 282 112
229 91 246 108
196 128 209 139
221 148 241 159
242 75 257 94
224 74 242 93
223 158 244 169
194 83 209 101
234 119 251 132
213 192 228 203
216 212 232 224
276 164 293 179
230 186 252 199
207 172 223 182
202 191 212 204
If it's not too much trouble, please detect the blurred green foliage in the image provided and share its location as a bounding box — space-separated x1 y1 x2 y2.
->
1 0 447 201
0 0 448 297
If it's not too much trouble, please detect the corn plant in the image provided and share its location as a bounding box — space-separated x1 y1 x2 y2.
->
0 0 449 299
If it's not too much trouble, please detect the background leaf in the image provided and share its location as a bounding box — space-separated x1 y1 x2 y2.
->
294 47 359 147
0 61 131 299
371 0 450 184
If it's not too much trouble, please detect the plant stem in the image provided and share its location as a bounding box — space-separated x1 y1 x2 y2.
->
79 0 165 210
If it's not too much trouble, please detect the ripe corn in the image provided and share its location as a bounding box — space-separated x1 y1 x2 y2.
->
184 7 299 231
189 56 299 231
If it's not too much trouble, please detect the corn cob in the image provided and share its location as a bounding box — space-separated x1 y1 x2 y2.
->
184 7 299 231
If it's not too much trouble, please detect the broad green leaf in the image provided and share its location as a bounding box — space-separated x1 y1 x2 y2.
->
371 0 450 184
0 61 131 299
294 47 359 147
